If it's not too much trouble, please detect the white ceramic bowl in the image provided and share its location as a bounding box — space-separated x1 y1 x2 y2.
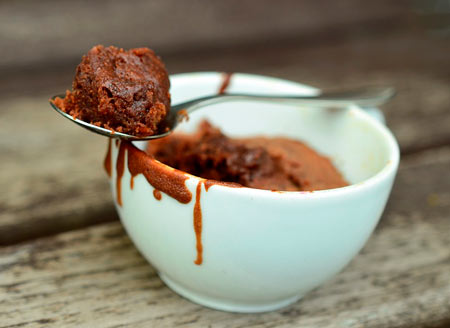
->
108 72 400 313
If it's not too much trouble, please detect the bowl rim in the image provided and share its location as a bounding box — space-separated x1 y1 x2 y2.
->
130 72 400 199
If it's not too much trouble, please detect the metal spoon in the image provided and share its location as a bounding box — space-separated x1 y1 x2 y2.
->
50 86 395 141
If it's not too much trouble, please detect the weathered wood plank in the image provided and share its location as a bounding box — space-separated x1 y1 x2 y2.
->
1 148 449 327
2 31 449 149
0 0 411 70
1 31 449 244
0 97 115 245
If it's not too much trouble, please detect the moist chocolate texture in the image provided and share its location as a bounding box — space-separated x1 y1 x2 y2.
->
147 121 348 191
54 45 170 136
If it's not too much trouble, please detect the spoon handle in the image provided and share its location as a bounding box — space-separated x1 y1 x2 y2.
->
171 87 395 114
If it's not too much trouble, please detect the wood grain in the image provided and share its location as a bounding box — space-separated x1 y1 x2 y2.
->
0 0 411 71
0 96 115 245
0 3 448 326
1 147 449 327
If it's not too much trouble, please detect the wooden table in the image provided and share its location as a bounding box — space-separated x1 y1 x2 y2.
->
1 29 449 327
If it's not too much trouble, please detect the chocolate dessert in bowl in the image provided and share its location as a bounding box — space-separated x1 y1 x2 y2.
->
53 47 400 313
106 72 399 312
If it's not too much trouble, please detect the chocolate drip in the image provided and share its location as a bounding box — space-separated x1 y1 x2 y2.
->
116 141 192 206
104 139 112 177
218 72 233 94
193 182 203 265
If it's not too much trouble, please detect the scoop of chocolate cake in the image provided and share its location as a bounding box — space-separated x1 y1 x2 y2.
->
53 45 170 136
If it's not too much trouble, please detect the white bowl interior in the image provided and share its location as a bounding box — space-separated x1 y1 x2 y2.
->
166 72 393 185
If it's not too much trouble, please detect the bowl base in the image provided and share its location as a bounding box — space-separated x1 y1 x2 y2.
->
159 273 302 313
